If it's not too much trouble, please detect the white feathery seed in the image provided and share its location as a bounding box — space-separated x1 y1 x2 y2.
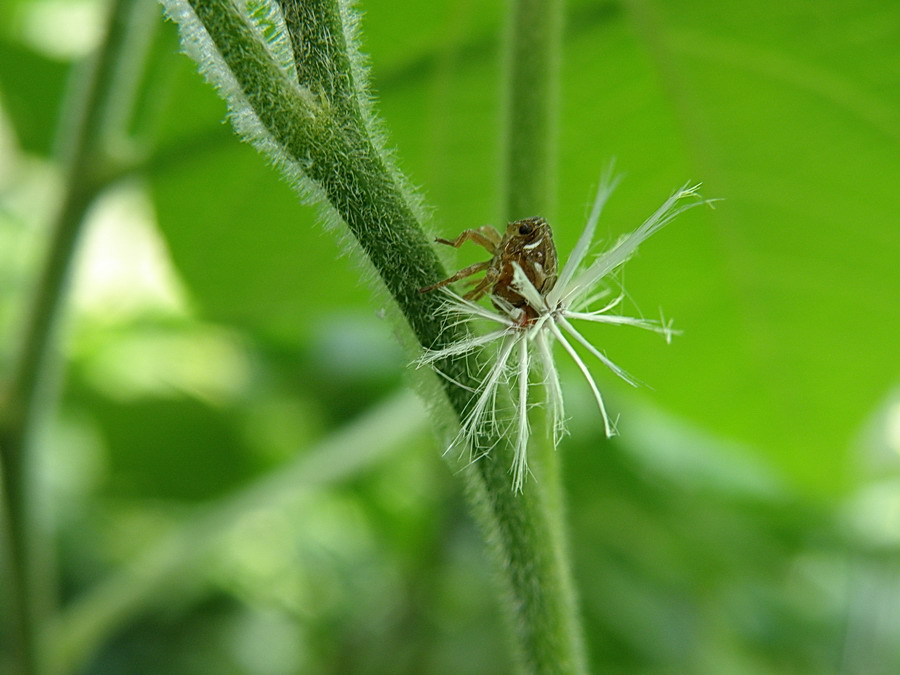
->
419 176 711 491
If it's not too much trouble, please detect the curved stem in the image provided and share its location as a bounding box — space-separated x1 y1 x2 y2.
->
165 0 584 671
0 1 141 672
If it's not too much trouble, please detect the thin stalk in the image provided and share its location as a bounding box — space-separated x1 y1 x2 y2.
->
502 0 562 221
48 391 426 675
165 0 586 671
500 0 587 671
0 1 138 672
503 0 565 500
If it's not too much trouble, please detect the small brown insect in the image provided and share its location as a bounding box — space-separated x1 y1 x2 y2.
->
420 217 558 320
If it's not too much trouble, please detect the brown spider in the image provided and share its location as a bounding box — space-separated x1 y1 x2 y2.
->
420 217 558 319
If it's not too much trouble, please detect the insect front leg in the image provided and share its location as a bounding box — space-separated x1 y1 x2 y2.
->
462 267 499 301
539 274 558 294
434 225 501 254
419 261 491 294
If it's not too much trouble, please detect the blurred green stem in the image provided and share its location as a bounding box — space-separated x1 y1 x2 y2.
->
503 0 561 221
500 0 587 671
504 0 563 502
0 0 140 672
48 391 427 675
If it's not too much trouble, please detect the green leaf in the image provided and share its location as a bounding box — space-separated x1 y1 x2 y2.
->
367 0 899 495
142 0 897 497
0 39 69 155
77 387 260 501
552 0 900 494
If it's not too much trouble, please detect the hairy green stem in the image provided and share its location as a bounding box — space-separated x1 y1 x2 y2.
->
0 1 137 672
183 0 447 343
166 0 584 671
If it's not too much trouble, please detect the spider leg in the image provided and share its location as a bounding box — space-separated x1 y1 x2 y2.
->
463 269 497 301
419 261 491 294
435 226 501 254
540 273 558 294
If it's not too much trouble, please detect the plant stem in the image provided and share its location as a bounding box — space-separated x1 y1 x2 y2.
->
183 0 448 344
0 1 136 672
503 0 562 222
500 0 587 672
168 0 585 671
503 0 564 494
48 391 426 675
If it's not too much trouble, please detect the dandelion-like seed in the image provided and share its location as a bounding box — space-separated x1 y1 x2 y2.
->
419 175 708 491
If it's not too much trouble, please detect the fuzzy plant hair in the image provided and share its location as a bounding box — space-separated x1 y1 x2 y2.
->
160 0 589 672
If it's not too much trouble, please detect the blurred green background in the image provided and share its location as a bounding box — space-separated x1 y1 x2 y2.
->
1 0 898 672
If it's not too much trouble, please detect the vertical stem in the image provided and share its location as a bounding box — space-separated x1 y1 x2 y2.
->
501 0 587 672
503 0 566 510
502 0 562 221
0 0 135 672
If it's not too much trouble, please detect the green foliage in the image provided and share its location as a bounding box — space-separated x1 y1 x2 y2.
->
0 0 898 673
0 40 69 156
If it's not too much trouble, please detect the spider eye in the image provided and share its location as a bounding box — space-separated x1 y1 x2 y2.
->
518 222 533 235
